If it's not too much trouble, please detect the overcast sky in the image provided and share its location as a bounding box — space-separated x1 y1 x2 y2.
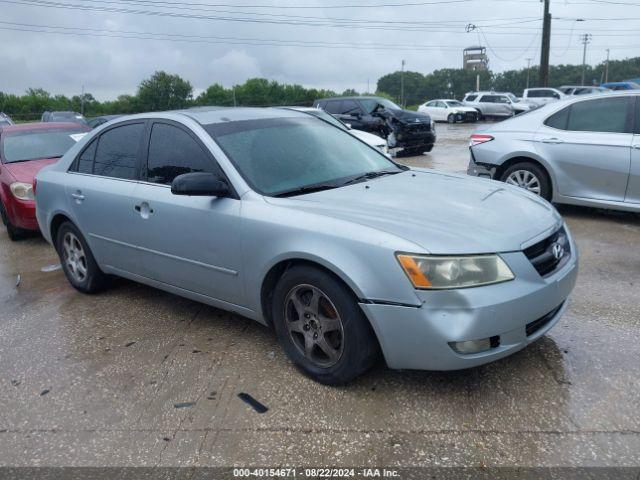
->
0 0 637 100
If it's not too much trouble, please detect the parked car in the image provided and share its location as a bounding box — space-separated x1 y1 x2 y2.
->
462 92 516 119
280 107 388 154
521 88 566 107
0 113 13 127
313 96 435 156
42 111 88 125
504 93 535 114
417 99 479 123
35 107 577 384
467 92 639 212
87 114 123 129
558 85 610 96
601 81 640 91
0 122 90 240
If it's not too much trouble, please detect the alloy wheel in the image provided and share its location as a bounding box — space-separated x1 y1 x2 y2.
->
62 232 88 283
505 169 542 195
284 284 345 368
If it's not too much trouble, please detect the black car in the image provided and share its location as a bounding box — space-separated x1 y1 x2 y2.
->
87 115 123 129
313 96 436 156
41 111 88 125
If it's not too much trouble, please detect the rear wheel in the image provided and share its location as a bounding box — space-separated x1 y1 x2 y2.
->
447 114 456 124
500 161 552 201
271 265 379 385
55 221 110 293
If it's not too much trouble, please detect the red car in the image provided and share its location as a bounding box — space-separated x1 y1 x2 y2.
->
0 122 90 240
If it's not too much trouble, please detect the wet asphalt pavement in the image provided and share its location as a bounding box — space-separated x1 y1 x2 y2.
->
1 123 639 469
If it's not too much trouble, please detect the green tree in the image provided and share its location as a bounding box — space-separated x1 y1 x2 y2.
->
137 71 193 112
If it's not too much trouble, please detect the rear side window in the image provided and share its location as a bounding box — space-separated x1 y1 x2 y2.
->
567 97 632 133
146 123 219 185
545 106 570 130
324 101 342 114
77 139 97 174
93 123 144 180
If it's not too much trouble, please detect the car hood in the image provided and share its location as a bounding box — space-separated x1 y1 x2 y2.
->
384 108 432 124
269 170 562 254
451 106 480 113
2 158 59 183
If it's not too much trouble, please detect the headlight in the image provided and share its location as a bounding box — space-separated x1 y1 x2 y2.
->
10 182 35 201
396 253 514 289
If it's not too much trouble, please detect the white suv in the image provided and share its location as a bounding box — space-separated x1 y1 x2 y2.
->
462 92 517 119
522 88 566 107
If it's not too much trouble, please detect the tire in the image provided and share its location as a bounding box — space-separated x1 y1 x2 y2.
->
500 161 552 201
0 201 26 241
447 114 456 124
475 110 484 121
55 221 110 293
271 265 379 385
397 147 424 157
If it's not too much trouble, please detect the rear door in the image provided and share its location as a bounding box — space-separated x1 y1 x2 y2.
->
130 120 244 305
627 96 640 204
66 121 147 274
535 96 633 202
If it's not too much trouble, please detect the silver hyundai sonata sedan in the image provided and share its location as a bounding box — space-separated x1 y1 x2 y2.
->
35 108 578 384
467 91 640 212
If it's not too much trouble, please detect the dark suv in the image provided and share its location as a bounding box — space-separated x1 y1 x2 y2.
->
313 96 436 156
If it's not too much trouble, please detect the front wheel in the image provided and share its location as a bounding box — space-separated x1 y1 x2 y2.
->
500 162 552 201
0 201 27 241
447 114 456 124
271 265 379 385
55 221 110 293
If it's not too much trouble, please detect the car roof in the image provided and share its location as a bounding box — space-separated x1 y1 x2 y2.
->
0 122 89 133
178 106 311 125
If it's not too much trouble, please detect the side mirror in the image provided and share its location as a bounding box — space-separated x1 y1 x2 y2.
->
171 172 230 197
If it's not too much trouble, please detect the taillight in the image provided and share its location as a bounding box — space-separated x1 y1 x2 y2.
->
470 134 494 147
32 178 37 196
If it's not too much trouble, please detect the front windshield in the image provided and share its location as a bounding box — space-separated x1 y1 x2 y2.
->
506 93 519 103
360 98 401 113
2 128 87 163
305 109 348 131
445 100 463 107
205 117 402 196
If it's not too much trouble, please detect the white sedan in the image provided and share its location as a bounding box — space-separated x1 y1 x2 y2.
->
418 99 479 123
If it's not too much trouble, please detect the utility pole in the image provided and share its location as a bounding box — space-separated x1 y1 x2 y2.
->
605 48 610 83
581 33 592 86
526 58 532 89
80 85 85 115
539 0 551 87
400 59 405 107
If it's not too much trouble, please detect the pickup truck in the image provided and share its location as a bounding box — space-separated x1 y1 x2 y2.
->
521 88 566 107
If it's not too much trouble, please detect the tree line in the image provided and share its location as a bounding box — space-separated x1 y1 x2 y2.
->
2 57 639 120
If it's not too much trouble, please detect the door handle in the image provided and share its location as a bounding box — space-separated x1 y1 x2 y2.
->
134 202 154 219
632 144 640 150
71 191 85 202
541 138 564 144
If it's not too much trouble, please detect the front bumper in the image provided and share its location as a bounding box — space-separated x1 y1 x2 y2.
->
396 130 436 149
360 245 578 371
5 197 39 231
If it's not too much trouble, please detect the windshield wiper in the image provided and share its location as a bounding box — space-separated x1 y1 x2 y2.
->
273 183 342 198
341 169 402 186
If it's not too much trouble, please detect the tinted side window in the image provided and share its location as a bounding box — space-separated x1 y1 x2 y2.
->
545 106 570 130
466 95 477 102
324 101 342 114
341 100 360 115
93 123 144 180
147 123 217 185
567 97 632 133
635 96 640 134
480 95 496 103
77 139 97 174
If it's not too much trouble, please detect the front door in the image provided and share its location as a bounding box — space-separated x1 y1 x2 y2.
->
130 120 244 306
535 96 633 202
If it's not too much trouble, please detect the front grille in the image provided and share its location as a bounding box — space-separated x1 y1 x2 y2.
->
464 111 477 121
526 303 564 337
524 226 571 277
